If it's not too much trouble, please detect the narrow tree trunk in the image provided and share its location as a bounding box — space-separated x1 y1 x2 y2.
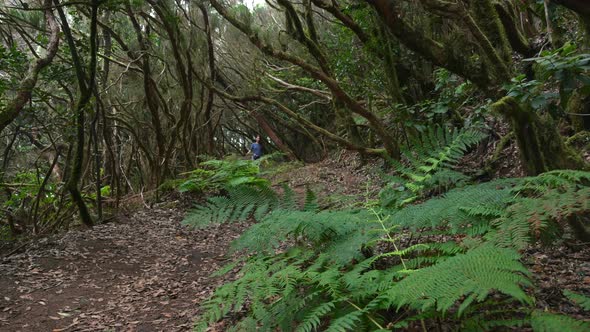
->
200 4 217 156
91 106 102 221
55 0 99 227
1 127 20 236
32 151 60 233
468 0 513 64
544 0 564 47
334 100 363 146
127 7 165 187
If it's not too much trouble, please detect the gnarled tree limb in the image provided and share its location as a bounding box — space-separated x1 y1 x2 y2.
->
0 0 60 134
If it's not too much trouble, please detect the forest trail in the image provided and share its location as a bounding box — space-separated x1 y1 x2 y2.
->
0 207 248 332
0 153 380 332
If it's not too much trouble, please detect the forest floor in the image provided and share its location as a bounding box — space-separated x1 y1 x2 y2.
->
0 207 249 332
1 152 589 331
0 152 381 332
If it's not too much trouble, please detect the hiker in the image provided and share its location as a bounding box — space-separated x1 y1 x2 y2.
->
248 134 263 160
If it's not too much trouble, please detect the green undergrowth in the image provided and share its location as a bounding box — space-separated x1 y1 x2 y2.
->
165 154 281 195
379 126 487 209
182 137 590 331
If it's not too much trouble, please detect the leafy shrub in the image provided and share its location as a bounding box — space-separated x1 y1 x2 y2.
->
505 43 590 114
1 171 59 235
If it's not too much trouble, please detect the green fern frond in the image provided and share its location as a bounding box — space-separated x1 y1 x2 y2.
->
296 301 336 332
514 169 590 195
210 260 241 278
461 317 527 331
460 205 504 219
226 317 258 332
380 126 486 209
233 209 376 265
423 241 466 256
325 310 363 332
564 290 590 311
392 178 518 232
491 187 590 249
530 311 590 332
196 249 314 330
183 185 279 228
304 187 319 212
423 169 470 192
382 245 532 315
342 259 399 299
280 183 298 210
400 250 443 265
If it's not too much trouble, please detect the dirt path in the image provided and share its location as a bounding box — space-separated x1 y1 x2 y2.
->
0 153 378 332
0 206 247 332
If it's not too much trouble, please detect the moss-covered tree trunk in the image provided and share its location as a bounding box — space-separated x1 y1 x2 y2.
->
581 15 590 50
334 100 363 147
550 1 590 48
567 91 590 133
468 0 513 64
544 0 563 47
492 97 587 175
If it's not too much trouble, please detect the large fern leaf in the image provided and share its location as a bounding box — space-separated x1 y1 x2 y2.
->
382 245 532 315
232 209 376 265
391 178 518 232
183 185 278 228
492 185 590 249
530 311 590 332
380 126 487 208
563 290 590 311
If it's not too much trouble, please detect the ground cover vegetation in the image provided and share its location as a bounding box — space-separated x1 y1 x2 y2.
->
0 0 589 330
186 155 590 331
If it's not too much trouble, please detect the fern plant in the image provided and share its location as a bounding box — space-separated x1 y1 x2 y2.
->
193 170 590 331
390 170 590 247
380 126 486 209
181 155 321 228
525 289 590 332
232 208 376 264
564 290 590 311
530 311 590 332
391 178 517 235
182 185 279 228
491 170 590 248
375 245 532 315
183 181 319 228
197 206 535 331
